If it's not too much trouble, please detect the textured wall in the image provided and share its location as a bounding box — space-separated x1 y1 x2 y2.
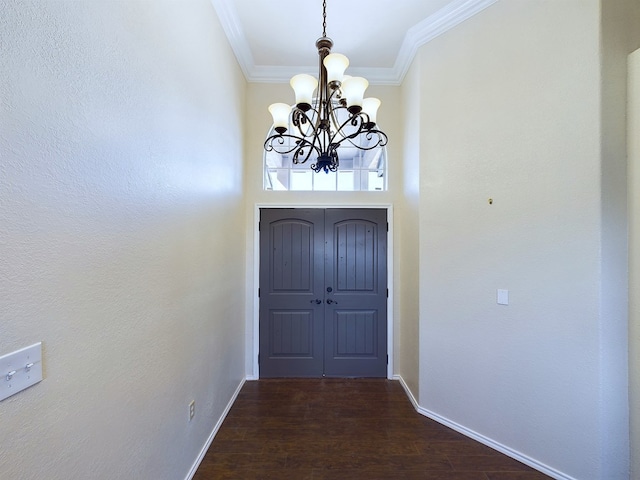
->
416 1 607 478
0 1 246 479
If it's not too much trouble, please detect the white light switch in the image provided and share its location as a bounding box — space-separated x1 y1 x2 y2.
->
497 289 509 305
1 342 43 402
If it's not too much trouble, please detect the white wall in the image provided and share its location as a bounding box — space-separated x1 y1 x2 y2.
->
415 1 610 478
629 46 640 480
0 2 246 479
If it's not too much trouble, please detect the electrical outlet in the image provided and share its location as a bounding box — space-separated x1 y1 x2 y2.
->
189 400 195 421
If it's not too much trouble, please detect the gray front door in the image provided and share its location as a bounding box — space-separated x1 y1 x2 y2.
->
259 208 387 378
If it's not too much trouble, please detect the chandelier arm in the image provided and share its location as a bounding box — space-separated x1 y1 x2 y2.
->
294 134 322 164
291 107 323 140
264 134 304 154
326 104 389 150
329 117 389 151
294 109 326 164
328 110 369 144
334 129 389 150
264 132 322 165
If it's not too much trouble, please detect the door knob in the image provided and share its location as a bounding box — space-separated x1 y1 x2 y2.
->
310 299 322 304
326 298 338 305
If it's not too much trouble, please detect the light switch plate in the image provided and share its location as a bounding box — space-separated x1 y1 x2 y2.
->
497 289 509 305
1 342 43 401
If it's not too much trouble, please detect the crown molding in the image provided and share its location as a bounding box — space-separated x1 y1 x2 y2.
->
209 0 255 80
393 0 498 84
211 0 498 85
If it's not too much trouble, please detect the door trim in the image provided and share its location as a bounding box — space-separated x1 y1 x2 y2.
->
249 203 394 380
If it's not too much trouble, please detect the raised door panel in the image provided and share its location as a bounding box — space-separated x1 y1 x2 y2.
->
270 220 313 293
259 209 324 377
334 220 378 293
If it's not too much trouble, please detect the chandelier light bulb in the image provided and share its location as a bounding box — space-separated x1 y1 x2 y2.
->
341 76 369 114
268 103 291 134
290 74 318 112
362 97 381 128
323 53 349 86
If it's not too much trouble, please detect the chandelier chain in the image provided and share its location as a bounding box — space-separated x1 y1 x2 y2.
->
322 0 327 37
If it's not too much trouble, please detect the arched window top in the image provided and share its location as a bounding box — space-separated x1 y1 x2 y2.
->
263 130 388 192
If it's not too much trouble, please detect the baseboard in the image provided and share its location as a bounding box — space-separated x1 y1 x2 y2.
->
392 375 574 480
184 377 247 480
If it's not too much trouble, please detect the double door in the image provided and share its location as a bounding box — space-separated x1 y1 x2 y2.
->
259 208 387 378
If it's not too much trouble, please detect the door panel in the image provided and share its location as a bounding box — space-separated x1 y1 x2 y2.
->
269 311 313 355
324 209 387 377
270 220 313 292
334 221 376 292
334 310 377 355
259 209 324 377
260 208 387 378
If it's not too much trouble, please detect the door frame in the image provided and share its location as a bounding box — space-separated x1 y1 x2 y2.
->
250 203 394 380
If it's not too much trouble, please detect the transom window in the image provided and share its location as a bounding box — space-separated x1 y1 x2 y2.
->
263 128 387 192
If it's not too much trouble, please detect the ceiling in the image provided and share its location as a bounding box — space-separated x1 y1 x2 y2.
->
210 0 497 85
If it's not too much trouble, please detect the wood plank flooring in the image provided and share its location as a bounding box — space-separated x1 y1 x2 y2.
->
193 379 552 480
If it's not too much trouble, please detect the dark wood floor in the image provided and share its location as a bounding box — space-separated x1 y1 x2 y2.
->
193 379 552 480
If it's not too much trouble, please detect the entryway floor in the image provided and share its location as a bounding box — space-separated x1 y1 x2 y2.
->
193 379 552 480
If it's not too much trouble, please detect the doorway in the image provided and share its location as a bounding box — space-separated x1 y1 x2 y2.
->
259 208 388 378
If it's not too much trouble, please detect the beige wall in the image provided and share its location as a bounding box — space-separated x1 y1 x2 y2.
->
0 2 247 479
242 82 418 382
397 56 422 399
413 1 612 478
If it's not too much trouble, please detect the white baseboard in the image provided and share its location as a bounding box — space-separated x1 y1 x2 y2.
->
392 375 574 480
184 377 247 480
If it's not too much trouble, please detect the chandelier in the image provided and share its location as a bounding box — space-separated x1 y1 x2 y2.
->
264 0 388 174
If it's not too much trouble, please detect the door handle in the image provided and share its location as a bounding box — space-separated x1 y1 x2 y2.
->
310 299 322 304
326 298 338 305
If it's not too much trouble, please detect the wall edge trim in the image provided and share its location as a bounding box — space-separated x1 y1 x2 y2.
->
393 375 573 480
184 378 247 480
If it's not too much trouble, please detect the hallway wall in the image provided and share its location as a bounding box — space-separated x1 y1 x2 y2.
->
398 56 422 399
0 2 247 479
411 1 614 478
